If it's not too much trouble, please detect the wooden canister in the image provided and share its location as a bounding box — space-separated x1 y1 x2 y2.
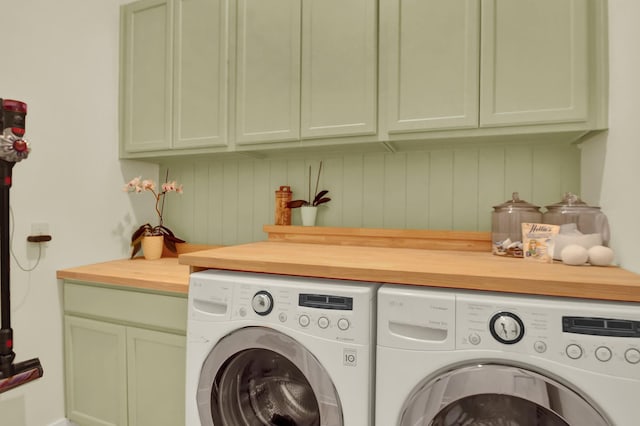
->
275 185 292 225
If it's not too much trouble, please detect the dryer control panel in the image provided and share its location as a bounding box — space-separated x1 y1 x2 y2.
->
455 293 640 379
377 285 640 380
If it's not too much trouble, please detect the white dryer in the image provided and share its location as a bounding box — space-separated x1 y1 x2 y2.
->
376 284 640 426
186 270 378 426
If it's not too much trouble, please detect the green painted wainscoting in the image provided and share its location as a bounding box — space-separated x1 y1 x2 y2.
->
160 143 580 246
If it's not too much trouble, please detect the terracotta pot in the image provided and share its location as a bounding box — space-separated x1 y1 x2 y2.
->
141 235 164 260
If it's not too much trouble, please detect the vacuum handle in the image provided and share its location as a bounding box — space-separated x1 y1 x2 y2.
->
0 160 13 330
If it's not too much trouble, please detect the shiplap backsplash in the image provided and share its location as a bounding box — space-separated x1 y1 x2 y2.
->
160 143 580 246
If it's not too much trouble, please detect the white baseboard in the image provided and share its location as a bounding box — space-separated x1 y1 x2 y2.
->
48 419 77 426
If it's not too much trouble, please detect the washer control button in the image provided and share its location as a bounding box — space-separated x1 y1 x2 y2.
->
468 333 481 345
298 314 310 328
278 312 287 323
566 344 583 360
625 348 640 364
239 307 247 317
337 318 350 331
595 346 612 362
534 341 547 354
318 316 329 329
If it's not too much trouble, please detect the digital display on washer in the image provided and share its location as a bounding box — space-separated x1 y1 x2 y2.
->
299 294 353 310
562 316 640 337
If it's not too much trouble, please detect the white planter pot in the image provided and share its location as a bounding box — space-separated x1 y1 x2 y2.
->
300 206 318 226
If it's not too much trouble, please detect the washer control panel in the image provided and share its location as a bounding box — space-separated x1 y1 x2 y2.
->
455 293 640 379
189 270 376 345
238 286 359 340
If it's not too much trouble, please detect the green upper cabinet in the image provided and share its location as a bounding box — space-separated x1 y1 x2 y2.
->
173 0 228 149
235 0 377 145
120 0 608 157
379 0 608 142
120 0 173 153
300 0 377 139
381 0 480 132
480 0 589 127
235 0 302 144
120 0 228 156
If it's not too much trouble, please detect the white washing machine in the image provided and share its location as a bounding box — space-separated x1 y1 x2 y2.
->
376 284 640 426
186 270 378 426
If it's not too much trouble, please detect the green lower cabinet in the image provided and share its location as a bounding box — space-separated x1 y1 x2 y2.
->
63 282 187 426
126 328 186 426
65 317 128 426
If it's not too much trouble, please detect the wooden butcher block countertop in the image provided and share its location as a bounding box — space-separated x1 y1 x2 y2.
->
56 244 220 294
57 257 191 294
56 228 640 302
179 233 640 303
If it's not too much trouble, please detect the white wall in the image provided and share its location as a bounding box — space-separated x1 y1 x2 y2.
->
0 1 155 425
581 1 640 273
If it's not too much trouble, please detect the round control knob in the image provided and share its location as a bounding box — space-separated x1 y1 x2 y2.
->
566 344 583 360
318 317 329 329
337 318 350 331
298 314 310 328
251 291 273 316
490 312 525 344
278 312 287 323
595 346 612 362
468 333 481 345
625 348 640 364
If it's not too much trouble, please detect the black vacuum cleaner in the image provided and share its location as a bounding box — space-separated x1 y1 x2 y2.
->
0 98 43 393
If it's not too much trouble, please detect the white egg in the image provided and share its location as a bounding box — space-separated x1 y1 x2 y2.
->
561 244 589 266
588 245 614 266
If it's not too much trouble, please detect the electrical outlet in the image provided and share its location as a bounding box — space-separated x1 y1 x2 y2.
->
28 222 52 244
31 222 49 235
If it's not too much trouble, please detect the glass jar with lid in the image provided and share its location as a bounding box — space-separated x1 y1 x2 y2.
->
542 193 610 245
492 192 542 256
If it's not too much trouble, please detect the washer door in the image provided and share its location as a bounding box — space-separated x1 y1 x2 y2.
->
196 326 343 426
399 364 610 426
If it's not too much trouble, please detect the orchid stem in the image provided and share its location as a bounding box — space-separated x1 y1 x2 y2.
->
313 161 322 206
158 169 169 226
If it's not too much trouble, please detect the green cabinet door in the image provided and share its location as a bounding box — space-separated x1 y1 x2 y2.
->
381 0 480 133
120 0 173 153
173 0 228 149
480 0 589 127
127 328 186 426
300 0 377 139
65 316 128 426
235 0 302 144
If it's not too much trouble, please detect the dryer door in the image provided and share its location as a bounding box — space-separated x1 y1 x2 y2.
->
399 364 610 426
196 326 342 426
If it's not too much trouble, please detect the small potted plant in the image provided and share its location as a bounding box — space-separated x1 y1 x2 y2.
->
123 172 185 259
287 161 331 226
